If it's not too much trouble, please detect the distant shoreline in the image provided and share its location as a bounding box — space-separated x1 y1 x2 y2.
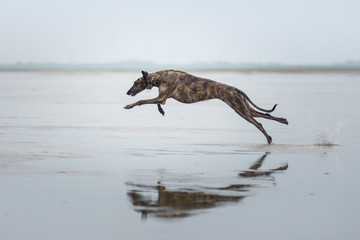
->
1 67 360 74
1 62 360 73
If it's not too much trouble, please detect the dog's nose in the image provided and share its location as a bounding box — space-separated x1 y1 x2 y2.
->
126 90 131 95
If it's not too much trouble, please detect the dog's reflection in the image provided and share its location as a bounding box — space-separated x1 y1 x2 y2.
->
127 153 287 219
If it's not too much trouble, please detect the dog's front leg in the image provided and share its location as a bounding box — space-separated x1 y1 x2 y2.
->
157 104 165 116
124 97 166 110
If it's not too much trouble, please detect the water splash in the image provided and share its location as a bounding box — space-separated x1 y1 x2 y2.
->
314 129 336 147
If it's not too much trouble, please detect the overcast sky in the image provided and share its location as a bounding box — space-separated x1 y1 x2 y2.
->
1 0 359 64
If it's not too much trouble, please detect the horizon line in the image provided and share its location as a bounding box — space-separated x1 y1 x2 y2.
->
1 61 360 72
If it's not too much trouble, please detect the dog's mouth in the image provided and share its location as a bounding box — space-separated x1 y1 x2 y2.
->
127 89 139 96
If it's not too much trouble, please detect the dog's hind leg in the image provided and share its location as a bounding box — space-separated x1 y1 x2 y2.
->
226 95 272 144
244 115 273 145
249 107 288 125
229 102 272 144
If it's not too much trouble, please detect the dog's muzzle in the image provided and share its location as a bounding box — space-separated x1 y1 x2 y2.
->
127 88 139 96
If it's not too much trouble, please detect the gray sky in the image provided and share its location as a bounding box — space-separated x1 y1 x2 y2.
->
1 0 359 65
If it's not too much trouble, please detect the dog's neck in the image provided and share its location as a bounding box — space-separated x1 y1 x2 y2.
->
145 73 153 89
146 73 161 89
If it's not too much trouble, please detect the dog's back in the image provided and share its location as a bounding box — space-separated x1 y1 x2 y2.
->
152 70 236 104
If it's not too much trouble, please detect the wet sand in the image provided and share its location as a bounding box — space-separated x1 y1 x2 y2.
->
0 70 360 239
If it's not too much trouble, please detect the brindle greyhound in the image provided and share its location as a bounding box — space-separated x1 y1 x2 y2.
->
124 70 288 144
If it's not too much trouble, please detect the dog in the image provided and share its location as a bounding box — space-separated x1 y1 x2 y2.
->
124 70 288 144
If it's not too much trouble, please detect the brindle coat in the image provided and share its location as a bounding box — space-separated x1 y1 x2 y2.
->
124 70 288 144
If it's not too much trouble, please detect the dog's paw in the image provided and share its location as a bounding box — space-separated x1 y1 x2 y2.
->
280 118 289 125
124 104 134 109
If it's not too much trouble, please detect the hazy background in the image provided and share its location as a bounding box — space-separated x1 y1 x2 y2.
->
1 0 360 65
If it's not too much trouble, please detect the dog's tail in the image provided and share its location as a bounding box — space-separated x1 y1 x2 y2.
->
237 89 277 113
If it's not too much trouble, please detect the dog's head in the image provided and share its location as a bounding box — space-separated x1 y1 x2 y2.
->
126 71 152 96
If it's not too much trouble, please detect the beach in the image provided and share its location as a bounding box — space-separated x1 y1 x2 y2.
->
1 69 360 239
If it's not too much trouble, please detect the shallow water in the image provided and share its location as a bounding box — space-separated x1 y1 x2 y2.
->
0 70 360 239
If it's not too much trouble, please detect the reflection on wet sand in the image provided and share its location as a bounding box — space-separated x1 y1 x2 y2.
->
239 153 288 178
127 153 288 219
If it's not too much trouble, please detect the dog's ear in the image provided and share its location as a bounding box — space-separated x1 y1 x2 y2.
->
141 71 148 79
